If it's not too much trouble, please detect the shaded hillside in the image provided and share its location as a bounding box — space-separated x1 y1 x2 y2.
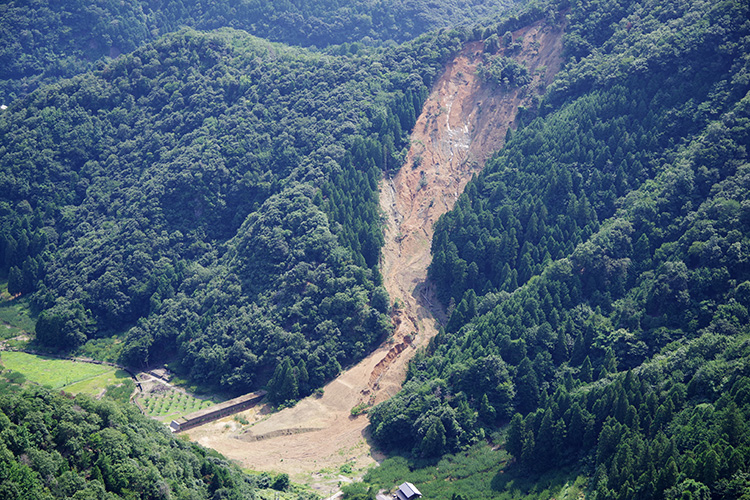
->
0 0 522 102
0 27 467 395
369 0 750 497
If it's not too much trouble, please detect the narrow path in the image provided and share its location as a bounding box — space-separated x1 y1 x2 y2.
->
183 19 565 497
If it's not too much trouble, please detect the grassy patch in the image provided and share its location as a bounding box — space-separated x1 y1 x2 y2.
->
104 379 137 404
165 372 229 399
255 488 314 500
75 335 126 363
360 443 586 500
243 471 315 500
350 402 371 416
63 369 133 398
0 282 36 341
0 351 113 391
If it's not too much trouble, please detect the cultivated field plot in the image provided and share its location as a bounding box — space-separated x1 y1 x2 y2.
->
136 386 214 422
0 351 129 396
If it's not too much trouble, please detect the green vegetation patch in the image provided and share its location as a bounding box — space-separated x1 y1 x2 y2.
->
0 351 114 391
477 54 531 88
0 386 257 499
350 444 585 500
137 388 215 422
75 335 126 363
0 283 36 341
63 369 133 398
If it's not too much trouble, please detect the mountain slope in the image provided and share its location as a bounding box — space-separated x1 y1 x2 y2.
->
180 17 565 492
369 0 750 497
0 0 554 399
0 27 455 395
0 0 522 102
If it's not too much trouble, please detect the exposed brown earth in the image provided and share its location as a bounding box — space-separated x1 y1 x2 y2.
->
183 19 564 496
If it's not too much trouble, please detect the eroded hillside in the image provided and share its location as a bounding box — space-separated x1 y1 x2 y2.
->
184 19 565 494
380 20 566 393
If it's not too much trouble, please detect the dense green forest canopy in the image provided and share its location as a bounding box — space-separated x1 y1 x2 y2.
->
369 0 750 497
0 0 558 400
3 0 750 496
0 372 301 500
0 25 450 395
0 0 522 102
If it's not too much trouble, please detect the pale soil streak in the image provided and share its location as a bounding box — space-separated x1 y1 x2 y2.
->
183 20 564 497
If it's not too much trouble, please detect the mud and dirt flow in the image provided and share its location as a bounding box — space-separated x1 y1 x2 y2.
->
184 20 564 495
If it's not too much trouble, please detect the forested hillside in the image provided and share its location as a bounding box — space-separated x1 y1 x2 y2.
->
0 378 261 500
3 0 750 496
0 26 458 396
369 0 750 497
0 0 560 401
0 0 520 102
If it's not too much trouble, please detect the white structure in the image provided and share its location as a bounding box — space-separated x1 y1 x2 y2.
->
395 482 422 500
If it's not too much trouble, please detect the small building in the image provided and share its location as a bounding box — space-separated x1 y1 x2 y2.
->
395 482 422 500
169 390 266 432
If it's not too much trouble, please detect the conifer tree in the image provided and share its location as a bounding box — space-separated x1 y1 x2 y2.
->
268 358 299 404
296 359 310 396
515 357 540 414
7 266 23 295
580 356 593 383
479 393 496 424
604 348 618 374
421 418 446 457
570 331 587 365
278 358 299 402
553 329 569 364
506 413 525 458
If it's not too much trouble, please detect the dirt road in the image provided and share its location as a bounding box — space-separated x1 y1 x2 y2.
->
183 20 564 496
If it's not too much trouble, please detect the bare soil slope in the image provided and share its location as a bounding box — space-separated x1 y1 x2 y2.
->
184 20 564 495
